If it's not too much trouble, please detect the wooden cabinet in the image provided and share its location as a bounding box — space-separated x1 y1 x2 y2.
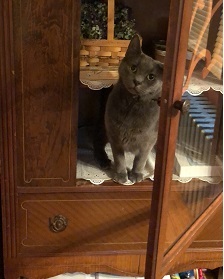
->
0 0 222 278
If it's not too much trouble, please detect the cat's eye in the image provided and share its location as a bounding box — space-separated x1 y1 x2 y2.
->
130 65 137 73
147 74 155 80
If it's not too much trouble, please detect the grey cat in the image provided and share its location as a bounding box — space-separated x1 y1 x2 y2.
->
105 34 163 184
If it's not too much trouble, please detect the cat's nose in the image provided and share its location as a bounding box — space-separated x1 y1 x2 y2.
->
133 79 141 86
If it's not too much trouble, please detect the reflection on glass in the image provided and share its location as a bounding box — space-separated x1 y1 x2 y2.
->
183 0 223 92
165 180 222 251
165 0 223 252
166 91 223 252
174 91 223 183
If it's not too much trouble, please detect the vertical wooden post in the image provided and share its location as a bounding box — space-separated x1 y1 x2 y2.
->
144 0 194 278
107 0 115 40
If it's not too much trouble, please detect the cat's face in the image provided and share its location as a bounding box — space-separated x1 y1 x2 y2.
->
119 35 163 99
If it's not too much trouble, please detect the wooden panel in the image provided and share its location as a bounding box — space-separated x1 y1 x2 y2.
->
4 255 142 279
140 249 222 275
140 204 223 274
162 193 223 276
17 190 201 256
190 203 223 249
132 0 170 56
18 192 152 255
12 0 79 186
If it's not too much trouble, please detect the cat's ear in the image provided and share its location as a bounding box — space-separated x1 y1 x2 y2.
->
156 60 164 74
126 34 142 57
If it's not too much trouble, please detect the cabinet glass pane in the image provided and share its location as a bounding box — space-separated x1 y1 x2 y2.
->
165 0 223 253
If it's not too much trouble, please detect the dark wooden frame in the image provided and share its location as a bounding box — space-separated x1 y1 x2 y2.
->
145 0 223 278
145 1 194 277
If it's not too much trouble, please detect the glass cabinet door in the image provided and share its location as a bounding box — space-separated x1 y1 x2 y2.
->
167 0 223 250
145 0 223 278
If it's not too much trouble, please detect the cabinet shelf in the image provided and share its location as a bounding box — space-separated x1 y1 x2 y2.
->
80 62 223 93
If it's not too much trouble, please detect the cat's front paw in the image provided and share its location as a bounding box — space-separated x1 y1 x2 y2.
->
129 171 144 183
113 172 128 184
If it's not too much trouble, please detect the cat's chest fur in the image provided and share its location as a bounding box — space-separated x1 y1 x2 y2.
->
105 83 159 151
116 95 158 132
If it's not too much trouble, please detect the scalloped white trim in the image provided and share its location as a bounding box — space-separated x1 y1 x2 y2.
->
185 84 223 95
80 73 223 94
80 79 114 90
183 72 223 95
80 174 222 185
77 125 222 185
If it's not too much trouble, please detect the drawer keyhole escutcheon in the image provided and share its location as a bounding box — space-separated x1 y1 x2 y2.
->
49 215 68 233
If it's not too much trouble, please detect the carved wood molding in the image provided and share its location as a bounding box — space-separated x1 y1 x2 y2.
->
0 0 17 258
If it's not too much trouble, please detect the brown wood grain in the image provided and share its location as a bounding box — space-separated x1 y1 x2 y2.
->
140 250 223 276
140 203 223 274
145 1 194 278
0 0 17 259
17 192 152 255
163 193 223 275
190 202 223 249
4 255 141 279
12 0 79 187
107 0 115 40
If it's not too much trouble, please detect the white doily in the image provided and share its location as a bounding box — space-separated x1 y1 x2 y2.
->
183 71 223 95
48 272 146 279
77 144 155 185
183 60 223 94
77 127 223 185
77 149 222 185
80 59 223 94
80 79 114 90
81 74 223 94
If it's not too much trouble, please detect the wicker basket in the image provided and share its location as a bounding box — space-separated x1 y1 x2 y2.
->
80 39 129 67
80 0 130 69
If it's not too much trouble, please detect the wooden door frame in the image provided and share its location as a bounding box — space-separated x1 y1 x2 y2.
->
144 1 194 278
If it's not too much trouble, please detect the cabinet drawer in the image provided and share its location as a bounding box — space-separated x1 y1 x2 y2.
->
18 192 151 255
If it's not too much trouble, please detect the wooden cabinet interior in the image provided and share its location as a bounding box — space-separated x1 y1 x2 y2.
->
0 0 222 278
119 0 171 55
